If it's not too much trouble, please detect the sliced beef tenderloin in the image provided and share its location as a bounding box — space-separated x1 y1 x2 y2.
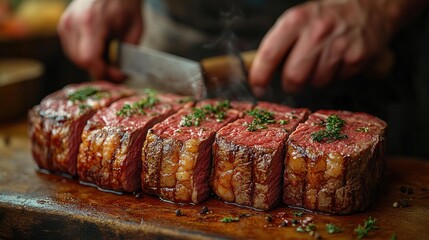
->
28 81 134 176
141 100 252 203
283 110 387 214
77 91 193 192
211 102 309 210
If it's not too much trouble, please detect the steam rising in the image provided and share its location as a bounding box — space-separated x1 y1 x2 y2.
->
204 3 256 103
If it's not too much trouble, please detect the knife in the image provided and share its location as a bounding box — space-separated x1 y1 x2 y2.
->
106 40 257 102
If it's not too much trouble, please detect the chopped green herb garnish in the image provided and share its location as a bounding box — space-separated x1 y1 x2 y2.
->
68 87 100 102
390 233 397 240
116 90 159 117
310 114 347 143
279 119 288 125
220 216 240 223
354 216 378 239
296 223 316 233
79 104 89 110
247 108 275 122
356 126 370 132
326 223 342 234
245 108 275 132
180 100 231 127
178 96 194 104
293 211 304 217
305 223 316 232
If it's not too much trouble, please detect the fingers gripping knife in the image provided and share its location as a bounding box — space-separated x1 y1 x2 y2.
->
106 40 257 103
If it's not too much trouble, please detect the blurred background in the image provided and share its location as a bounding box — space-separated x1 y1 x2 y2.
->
0 0 87 122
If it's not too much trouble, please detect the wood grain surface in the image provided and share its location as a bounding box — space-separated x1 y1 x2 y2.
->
1 121 428 240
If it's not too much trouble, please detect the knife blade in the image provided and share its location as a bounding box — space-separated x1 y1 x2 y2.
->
107 40 256 102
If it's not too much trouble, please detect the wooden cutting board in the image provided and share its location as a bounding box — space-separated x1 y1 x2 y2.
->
1 121 428 240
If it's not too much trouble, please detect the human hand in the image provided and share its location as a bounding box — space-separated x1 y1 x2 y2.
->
249 0 392 96
57 0 143 81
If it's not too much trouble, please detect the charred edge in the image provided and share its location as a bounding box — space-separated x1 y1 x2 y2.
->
250 146 255 208
111 130 128 190
106 129 123 190
44 118 54 170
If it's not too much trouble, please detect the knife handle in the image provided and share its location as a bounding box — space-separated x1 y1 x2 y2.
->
104 39 120 66
201 48 393 82
200 50 256 82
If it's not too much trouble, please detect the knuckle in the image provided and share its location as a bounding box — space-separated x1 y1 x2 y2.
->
258 46 278 63
346 48 366 65
80 10 95 27
57 15 72 34
310 18 334 41
278 7 308 29
283 69 304 85
331 37 348 54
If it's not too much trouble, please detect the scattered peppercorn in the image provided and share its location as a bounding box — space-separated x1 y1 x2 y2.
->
200 206 209 214
400 186 407 193
407 187 414 195
175 209 184 216
239 213 251 218
393 202 399 208
291 219 299 226
399 199 409 208
135 192 144 199
265 215 273 223
280 220 288 227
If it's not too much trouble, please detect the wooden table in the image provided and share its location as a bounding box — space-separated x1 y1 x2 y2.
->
1 121 428 239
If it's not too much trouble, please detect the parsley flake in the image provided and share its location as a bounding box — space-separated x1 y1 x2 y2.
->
220 216 240 223
180 100 231 127
310 114 347 143
354 216 378 239
245 109 275 132
293 211 304 217
326 223 342 234
356 126 370 132
68 87 101 102
116 89 159 117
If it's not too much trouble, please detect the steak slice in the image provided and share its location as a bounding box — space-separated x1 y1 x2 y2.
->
28 81 134 176
283 110 387 214
77 91 193 193
211 102 309 210
141 100 252 203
